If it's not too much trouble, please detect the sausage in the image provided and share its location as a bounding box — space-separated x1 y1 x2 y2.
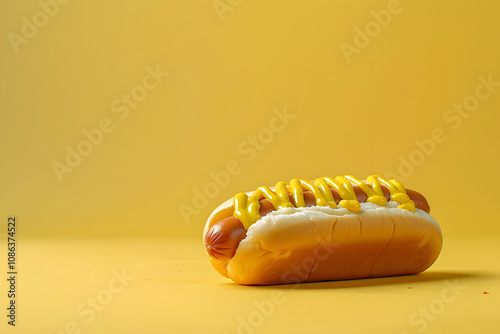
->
406 189 430 214
205 217 246 259
204 186 430 260
205 199 275 259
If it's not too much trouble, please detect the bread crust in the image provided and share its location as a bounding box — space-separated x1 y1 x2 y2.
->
203 195 442 285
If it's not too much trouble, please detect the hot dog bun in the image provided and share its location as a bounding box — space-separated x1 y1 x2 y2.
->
203 176 443 285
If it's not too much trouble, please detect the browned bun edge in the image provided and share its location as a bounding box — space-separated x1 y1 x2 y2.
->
226 202 442 285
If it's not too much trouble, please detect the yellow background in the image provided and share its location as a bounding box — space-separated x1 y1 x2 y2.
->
1 0 499 333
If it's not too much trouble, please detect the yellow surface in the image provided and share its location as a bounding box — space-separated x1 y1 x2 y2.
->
1 0 500 333
0 236 498 334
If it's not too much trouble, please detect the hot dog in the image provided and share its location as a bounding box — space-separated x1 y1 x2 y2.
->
203 175 442 285
205 185 430 260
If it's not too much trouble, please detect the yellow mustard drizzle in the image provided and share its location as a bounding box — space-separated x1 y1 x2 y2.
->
233 175 416 230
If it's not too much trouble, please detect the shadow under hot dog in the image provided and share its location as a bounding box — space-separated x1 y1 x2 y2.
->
223 271 495 290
